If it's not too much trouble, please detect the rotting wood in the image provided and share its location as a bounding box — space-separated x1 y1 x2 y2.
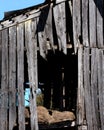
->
82 0 89 47
37 7 47 59
17 23 25 130
0 10 40 31
0 29 9 130
45 5 54 50
37 5 54 58
8 26 17 130
0 1 103 130
89 0 96 47
53 1 67 54
77 46 85 130
25 20 39 130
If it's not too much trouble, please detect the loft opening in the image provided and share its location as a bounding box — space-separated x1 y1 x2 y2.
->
38 49 78 113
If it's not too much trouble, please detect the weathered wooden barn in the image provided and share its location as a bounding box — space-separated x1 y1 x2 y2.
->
0 0 104 130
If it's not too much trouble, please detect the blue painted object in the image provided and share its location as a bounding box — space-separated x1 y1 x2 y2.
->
25 88 30 106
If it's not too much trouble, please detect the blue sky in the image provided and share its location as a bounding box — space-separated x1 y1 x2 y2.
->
0 0 45 20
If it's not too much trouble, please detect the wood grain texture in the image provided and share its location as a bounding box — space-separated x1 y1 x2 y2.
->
91 49 99 130
83 48 93 130
9 26 17 130
17 23 25 130
96 0 103 48
82 0 89 47
25 19 39 130
89 0 97 47
0 29 9 130
77 47 85 127
53 2 67 54
97 49 104 130
73 0 81 53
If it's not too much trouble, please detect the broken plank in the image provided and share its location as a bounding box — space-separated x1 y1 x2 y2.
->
53 2 67 54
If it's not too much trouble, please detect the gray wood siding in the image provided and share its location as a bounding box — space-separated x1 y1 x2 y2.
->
0 0 103 130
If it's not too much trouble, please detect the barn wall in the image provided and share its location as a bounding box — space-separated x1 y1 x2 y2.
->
0 0 104 130
0 1 73 129
77 47 104 130
73 0 104 50
74 0 104 129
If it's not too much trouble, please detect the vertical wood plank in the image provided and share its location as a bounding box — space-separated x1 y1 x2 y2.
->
91 48 99 130
96 0 103 48
84 48 93 130
89 0 97 47
53 2 67 54
73 0 81 53
82 0 89 47
45 6 54 50
97 49 104 130
0 31 1 86
77 46 85 128
9 26 17 130
17 23 25 130
0 29 9 130
37 8 47 59
25 19 38 130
